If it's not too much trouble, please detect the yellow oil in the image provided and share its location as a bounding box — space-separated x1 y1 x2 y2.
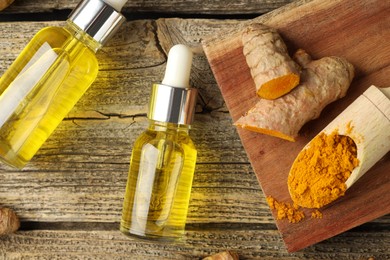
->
0 21 99 168
120 120 197 241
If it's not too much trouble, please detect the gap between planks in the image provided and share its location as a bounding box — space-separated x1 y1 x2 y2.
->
19 218 390 232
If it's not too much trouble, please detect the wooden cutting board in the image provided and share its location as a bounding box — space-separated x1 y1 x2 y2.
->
202 0 390 252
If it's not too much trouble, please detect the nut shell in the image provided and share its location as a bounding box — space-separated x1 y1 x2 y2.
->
0 0 15 11
0 208 20 235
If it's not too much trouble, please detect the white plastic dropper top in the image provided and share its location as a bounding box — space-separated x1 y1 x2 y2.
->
103 0 127 11
162 44 193 88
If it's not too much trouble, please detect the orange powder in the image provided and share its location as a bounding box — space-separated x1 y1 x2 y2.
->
267 196 325 223
266 196 305 223
288 130 359 208
311 210 323 219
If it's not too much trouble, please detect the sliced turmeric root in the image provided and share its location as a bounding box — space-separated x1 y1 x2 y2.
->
235 50 355 141
238 119 295 142
242 23 301 99
257 73 300 100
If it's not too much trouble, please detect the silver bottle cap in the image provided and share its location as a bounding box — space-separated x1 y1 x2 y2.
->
148 84 198 125
68 0 126 45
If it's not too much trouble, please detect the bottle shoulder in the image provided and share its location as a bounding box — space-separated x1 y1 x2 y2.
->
33 26 98 60
33 26 71 47
0 25 99 95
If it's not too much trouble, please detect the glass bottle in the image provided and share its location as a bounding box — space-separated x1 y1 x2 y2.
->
0 0 126 168
120 44 198 241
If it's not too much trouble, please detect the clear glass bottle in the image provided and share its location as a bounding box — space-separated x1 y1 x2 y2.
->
120 45 198 241
0 0 126 168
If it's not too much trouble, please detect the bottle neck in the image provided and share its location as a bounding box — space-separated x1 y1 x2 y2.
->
148 84 197 125
67 0 126 47
65 20 102 53
148 120 191 134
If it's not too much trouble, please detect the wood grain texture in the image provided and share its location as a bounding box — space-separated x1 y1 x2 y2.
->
0 229 389 259
2 0 293 14
0 5 389 259
203 0 390 253
0 20 257 223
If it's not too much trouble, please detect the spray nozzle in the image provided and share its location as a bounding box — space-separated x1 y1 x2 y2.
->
162 44 193 89
103 0 127 11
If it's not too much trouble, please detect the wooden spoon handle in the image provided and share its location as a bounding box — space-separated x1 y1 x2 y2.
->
321 85 390 189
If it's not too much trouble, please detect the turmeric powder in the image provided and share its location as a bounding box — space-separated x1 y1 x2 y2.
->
288 130 359 208
266 196 305 223
311 210 323 219
267 196 326 223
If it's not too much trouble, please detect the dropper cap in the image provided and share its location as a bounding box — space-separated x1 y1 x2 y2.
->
68 0 126 45
102 0 127 11
148 44 198 125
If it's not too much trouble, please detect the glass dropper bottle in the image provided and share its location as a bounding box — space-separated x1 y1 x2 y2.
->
120 44 198 241
0 0 126 168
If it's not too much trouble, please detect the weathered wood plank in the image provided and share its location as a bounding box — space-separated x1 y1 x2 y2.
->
0 160 269 223
2 0 293 15
0 229 388 259
0 20 166 72
0 20 256 223
0 20 228 113
0 15 389 259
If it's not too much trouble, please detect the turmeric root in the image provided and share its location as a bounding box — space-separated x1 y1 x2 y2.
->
203 251 239 260
242 23 301 99
0 207 20 235
235 49 354 141
0 0 14 11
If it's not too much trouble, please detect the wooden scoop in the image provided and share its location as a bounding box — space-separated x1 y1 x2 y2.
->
287 86 390 208
296 85 390 190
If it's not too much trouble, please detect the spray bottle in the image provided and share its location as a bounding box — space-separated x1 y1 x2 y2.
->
0 0 126 168
120 44 198 241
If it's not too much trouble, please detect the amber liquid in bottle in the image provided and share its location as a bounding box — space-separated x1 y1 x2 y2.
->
120 121 197 241
0 21 100 168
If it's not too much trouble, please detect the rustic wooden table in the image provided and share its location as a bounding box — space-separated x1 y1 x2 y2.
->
0 0 389 259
